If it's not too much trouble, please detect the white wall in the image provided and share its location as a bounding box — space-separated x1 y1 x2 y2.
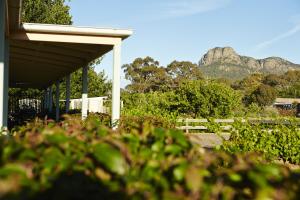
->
68 96 109 114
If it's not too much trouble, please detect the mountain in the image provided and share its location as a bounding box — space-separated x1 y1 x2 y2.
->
198 47 300 80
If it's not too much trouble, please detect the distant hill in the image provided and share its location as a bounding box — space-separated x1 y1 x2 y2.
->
198 47 300 80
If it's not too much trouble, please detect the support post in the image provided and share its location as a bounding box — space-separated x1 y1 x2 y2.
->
49 86 53 113
55 81 60 121
45 88 49 112
111 42 121 129
82 66 88 120
66 74 71 113
0 0 8 129
43 89 48 112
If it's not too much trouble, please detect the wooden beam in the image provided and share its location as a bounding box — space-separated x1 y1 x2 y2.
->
10 55 73 73
10 54 73 68
10 47 83 65
10 40 92 59
50 43 101 53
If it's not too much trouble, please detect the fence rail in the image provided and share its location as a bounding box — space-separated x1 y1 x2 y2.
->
176 118 300 134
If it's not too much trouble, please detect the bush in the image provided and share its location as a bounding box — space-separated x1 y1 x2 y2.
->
122 91 179 118
0 116 299 200
176 80 242 118
221 121 300 164
245 84 277 107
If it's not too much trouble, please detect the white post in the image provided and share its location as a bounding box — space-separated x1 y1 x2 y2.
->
0 0 8 129
49 86 53 113
82 66 88 120
111 42 121 128
66 74 71 113
55 80 60 121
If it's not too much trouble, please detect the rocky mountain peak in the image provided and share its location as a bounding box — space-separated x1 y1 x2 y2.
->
199 47 241 66
198 47 300 80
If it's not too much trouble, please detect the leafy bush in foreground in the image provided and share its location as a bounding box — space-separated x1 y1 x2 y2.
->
0 117 299 200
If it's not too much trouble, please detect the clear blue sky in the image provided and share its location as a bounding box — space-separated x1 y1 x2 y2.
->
68 0 300 87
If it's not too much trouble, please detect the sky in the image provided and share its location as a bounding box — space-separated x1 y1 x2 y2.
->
68 0 300 87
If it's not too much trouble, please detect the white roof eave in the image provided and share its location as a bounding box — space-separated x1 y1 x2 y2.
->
20 23 133 39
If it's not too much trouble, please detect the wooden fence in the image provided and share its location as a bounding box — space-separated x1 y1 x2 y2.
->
177 118 300 134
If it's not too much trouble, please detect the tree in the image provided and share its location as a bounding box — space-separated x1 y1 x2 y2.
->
281 70 300 84
166 61 203 88
279 82 300 98
22 0 72 25
175 80 241 117
59 67 112 99
247 84 277 107
122 91 178 117
231 73 264 93
123 57 169 93
263 74 287 87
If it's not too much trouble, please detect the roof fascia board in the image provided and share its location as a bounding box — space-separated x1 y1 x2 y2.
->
10 32 122 46
21 23 133 40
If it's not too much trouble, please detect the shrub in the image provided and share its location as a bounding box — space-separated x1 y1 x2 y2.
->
0 117 299 199
221 121 300 164
245 84 277 107
176 80 242 118
122 91 179 118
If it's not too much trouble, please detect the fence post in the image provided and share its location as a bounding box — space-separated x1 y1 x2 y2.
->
185 119 189 134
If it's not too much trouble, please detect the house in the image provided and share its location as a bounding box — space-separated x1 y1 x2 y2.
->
0 0 133 129
273 98 300 109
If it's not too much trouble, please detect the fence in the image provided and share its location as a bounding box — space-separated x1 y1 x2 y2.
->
177 118 300 134
8 92 45 128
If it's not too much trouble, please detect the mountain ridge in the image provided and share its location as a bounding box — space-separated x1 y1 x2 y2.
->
198 47 300 79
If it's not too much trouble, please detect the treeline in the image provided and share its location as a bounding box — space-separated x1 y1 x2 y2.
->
232 71 300 106
122 57 300 118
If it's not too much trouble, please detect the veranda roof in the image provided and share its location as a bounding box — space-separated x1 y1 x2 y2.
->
0 0 132 127
7 0 133 88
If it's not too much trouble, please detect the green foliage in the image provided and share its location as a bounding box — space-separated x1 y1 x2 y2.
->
123 57 203 93
22 0 72 25
279 82 300 98
200 62 252 80
122 91 179 118
232 73 264 94
122 57 299 118
245 84 277 106
122 80 241 119
59 67 112 99
0 117 300 199
123 57 169 93
176 80 241 117
166 61 203 87
263 74 287 87
222 121 300 164
234 70 300 101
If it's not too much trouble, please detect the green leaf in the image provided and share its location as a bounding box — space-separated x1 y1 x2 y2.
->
173 164 187 181
229 173 242 182
46 133 68 145
93 143 127 175
165 144 182 155
151 141 164 152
